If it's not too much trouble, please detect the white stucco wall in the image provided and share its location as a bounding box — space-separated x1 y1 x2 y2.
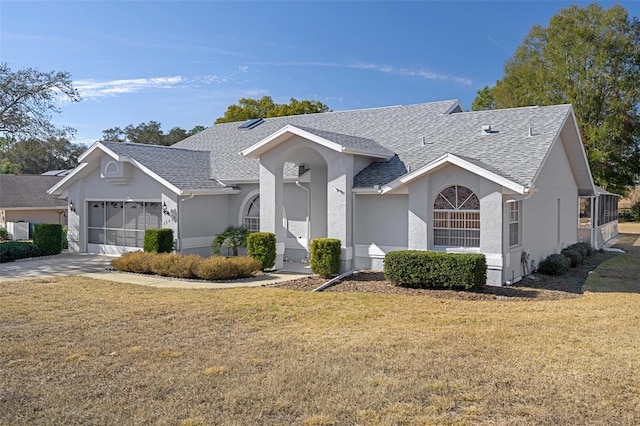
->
179 194 229 257
513 137 579 277
354 194 408 270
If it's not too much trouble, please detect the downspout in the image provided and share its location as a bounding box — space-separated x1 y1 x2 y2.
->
177 193 195 253
351 188 356 271
295 180 310 255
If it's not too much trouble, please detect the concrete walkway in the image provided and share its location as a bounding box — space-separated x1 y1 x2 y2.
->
0 253 311 288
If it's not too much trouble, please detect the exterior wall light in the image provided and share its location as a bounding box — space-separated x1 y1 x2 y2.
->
69 201 76 212
163 202 169 215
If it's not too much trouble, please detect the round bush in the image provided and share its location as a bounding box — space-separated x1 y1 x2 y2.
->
560 248 583 268
538 253 571 275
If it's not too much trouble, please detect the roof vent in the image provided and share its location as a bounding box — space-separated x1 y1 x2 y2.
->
238 118 264 130
421 136 433 146
528 125 534 137
481 125 497 135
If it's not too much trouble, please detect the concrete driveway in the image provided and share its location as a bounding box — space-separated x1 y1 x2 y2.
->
0 253 114 283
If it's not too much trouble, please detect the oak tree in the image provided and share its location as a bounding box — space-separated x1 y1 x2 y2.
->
472 4 640 194
0 63 80 140
215 96 331 123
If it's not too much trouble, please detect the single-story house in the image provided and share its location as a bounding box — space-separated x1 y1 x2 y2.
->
1 174 68 237
49 100 618 286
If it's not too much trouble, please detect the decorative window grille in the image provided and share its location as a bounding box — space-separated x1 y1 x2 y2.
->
509 201 520 247
244 195 260 232
433 185 480 247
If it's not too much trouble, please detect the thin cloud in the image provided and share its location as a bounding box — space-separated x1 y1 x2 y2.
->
247 61 472 86
74 74 236 99
350 63 472 86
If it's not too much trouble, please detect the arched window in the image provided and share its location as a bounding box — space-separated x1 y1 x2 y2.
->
244 195 260 231
433 185 480 247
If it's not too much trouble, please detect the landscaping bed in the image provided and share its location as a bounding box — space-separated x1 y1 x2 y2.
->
275 250 617 300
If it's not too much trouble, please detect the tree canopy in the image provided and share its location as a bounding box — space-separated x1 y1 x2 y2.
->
472 3 640 195
0 63 81 140
215 96 332 124
0 137 85 174
101 122 205 145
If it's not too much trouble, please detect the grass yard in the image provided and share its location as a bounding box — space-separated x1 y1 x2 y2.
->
1 230 640 425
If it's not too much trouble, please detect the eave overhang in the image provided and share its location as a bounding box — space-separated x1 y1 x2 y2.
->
374 153 529 195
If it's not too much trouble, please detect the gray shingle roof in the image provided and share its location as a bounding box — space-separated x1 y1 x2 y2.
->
101 142 226 191
0 175 67 208
98 100 574 191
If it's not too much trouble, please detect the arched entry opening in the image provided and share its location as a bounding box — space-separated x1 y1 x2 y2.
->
280 146 328 262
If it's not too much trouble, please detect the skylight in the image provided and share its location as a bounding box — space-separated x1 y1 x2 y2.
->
238 118 264 130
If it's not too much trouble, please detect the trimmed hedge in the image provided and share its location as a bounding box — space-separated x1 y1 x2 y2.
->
247 232 276 270
310 238 341 278
111 251 261 281
538 253 571 276
0 241 42 263
32 223 63 256
143 228 174 253
384 251 487 290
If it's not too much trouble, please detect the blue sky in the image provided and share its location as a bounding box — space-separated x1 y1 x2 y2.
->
2 1 639 145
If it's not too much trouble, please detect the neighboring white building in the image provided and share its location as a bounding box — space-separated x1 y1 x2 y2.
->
49 100 617 286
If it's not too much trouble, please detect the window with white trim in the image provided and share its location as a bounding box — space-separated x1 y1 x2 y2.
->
509 201 520 247
433 185 480 247
243 195 260 232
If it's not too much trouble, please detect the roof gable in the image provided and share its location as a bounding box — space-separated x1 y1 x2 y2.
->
241 124 395 159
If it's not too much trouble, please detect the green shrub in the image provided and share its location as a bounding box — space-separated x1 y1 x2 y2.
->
111 251 155 274
247 232 276 270
310 238 341 278
143 228 173 253
61 227 68 250
0 226 10 241
383 251 486 290
32 223 63 256
567 242 593 258
538 253 571 275
560 248 583 268
0 241 42 263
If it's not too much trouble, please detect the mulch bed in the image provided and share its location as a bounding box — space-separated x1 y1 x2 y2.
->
274 251 618 300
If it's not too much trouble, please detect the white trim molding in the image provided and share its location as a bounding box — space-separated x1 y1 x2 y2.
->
380 153 528 195
241 125 393 160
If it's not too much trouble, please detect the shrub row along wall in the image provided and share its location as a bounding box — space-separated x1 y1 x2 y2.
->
0 241 43 263
111 251 262 281
384 250 487 290
538 242 594 276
